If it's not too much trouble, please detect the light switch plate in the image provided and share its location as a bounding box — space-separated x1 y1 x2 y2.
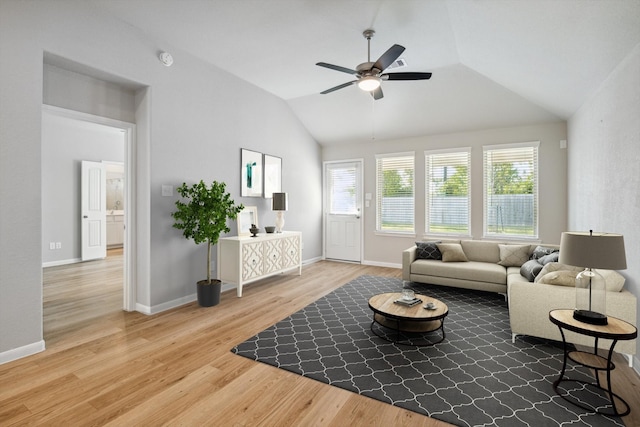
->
162 185 173 197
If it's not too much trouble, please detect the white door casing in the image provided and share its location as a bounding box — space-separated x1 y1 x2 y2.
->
81 160 107 261
44 102 139 313
324 160 363 263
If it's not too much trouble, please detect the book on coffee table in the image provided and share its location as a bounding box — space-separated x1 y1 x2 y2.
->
394 298 422 307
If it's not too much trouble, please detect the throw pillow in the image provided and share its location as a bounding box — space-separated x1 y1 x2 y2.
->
436 243 468 262
538 270 579 287
520 259 544 282
415 241 442 260
538 252 559 265
531 245 559 260
534 262 583 283
595 269 626 292
498 244 531 267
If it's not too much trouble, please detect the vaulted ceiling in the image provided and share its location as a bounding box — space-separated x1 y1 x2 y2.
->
90 0 640 145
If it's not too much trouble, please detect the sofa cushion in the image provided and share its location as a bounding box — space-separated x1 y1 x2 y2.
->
498 244 531 267
436 243 468 262
534 262 583 283
531 245 559 260
520 259 544 282
460 240 501 263
539 252 559 265
415 241 442 260
596 269 626 292
411 260 506 284
538 270 578 287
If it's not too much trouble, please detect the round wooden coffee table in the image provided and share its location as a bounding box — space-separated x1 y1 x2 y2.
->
368 292 448 346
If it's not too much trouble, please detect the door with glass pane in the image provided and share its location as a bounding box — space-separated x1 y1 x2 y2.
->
324 161 362 262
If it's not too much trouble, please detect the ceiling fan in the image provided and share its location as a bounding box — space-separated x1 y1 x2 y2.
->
316 29 432 100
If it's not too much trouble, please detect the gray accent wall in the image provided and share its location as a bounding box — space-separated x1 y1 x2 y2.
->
568 43 640 364
0 1 321 362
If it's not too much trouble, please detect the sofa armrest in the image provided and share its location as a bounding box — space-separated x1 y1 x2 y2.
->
508 281 637 355
402 246 417 281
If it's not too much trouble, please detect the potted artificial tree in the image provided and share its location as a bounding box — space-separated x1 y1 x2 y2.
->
172 180 243 307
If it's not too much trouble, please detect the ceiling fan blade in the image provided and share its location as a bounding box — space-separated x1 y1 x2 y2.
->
371 86 384 100
381 72 432 81
372 44 405 72
316 62 358 75
320 81 357 94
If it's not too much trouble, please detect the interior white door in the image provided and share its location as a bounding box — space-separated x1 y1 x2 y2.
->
324 161 362 262
81 160 107 261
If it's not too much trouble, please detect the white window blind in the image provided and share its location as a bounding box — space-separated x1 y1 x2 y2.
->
327 164 357 215
376 153 414 233
425 148 470 235
483 142 539 238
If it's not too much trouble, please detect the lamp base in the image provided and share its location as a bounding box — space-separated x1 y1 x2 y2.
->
573 309 608 325
275 211 285 233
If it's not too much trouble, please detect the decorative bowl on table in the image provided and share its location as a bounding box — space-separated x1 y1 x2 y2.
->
264 226 276 233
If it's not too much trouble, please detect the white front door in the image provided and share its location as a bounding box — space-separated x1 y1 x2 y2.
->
81 160 107 261
324 160 362 262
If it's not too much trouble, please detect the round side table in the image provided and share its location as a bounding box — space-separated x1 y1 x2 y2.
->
549 309 637 417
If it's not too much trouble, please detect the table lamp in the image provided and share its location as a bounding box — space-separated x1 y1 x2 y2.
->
272 192 288 233
559 230 626 325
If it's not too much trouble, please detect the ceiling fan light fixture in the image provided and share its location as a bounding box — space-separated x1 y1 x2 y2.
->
357 75 381 91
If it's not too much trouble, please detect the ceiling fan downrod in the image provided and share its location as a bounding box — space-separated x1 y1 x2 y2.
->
363 29 375 63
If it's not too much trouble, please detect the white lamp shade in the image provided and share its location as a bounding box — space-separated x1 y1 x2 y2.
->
559 231 626 270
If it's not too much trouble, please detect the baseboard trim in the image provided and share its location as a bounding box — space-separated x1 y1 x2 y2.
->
0 340 45 365
42 258 82 268
303 256 322 265
136 294 196 315
363 260 402 269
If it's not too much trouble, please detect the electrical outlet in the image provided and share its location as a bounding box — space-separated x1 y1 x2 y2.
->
55 242 62 249
49 242 55 250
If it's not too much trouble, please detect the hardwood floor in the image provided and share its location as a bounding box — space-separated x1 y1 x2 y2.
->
1 254 638 426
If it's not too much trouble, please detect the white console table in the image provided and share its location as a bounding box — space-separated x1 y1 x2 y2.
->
217 231 302 297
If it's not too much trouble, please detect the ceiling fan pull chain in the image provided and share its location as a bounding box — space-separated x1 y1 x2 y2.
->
371 98 376 140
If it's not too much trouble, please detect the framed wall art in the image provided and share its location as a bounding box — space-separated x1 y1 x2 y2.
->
241 148 263 197
263 154 282 199
237 206 258 236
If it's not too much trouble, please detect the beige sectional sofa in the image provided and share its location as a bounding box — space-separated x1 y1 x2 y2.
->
402 240 637 365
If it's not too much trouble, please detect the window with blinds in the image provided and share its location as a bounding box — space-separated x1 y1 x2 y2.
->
327 164 357 215
425 148 470 235
483 142 539 238
375 153 414 233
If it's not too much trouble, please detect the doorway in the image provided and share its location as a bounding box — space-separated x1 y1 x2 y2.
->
323 160 363 263
42 105 136 311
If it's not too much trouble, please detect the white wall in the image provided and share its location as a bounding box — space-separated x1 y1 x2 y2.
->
0 0 321 363
323 122 568 266
568 42 640 363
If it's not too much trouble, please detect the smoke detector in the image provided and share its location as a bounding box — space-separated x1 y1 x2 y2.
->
158 52 174 67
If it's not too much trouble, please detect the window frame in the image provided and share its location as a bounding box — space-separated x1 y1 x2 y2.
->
375 152 415 235
483 141 539 240
424 147 471 238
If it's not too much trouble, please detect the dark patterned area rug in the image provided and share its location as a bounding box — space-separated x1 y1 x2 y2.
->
232 275 624 427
